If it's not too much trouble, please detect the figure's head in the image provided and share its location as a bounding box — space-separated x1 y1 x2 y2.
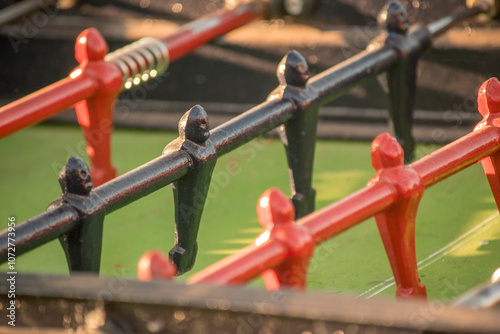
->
179 105 210 144
378 0 409 34
277 50 310 87
75 28 108 63
58 156 93 196
371 133 404 172
257 188 295 230
477 77 500 118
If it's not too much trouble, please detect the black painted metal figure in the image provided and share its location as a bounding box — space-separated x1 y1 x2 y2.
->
164 105 217 275
271 50 316 108
378 0 409 35
57 156 93 196
49 156 105 273
278 50 309 88
269 50 319 219
374 0 431 163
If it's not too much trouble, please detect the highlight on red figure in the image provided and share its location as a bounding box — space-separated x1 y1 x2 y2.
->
137 250 177 281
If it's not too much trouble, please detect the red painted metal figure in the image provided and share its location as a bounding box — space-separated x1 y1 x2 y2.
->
256 188 315 290
475 77 500 210
73 28 123 186
137 250 177 281
369 133 427 299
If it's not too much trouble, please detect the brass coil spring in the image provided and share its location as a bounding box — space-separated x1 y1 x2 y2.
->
105 37 169 90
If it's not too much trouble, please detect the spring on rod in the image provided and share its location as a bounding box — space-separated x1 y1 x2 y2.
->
105 37 169 90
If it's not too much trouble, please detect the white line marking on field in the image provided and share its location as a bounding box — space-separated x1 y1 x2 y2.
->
357 212 499 299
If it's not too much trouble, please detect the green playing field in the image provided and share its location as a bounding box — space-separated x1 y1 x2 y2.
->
1 124 499 302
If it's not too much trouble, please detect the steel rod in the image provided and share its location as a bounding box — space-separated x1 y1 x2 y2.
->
0 75 97 138
0 0 56 26
310 47 399 105
188 242 287 285
454 280 500 309
411 126 500 188
299 182 398 244
0 206 78 262
210 99 296 156
163 2 267 62
94 150 191 214
428 4 489 37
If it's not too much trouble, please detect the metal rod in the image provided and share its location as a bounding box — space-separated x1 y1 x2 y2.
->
310 47 399 105
188 242 288 285
0 206 78 263
0 0 56 26
428 4 489 37
94 151 191 214
210 99 296 156
300 182 398 244
454 280 500 309
411 126 500 188
0 75 97 139
163 2 267 62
